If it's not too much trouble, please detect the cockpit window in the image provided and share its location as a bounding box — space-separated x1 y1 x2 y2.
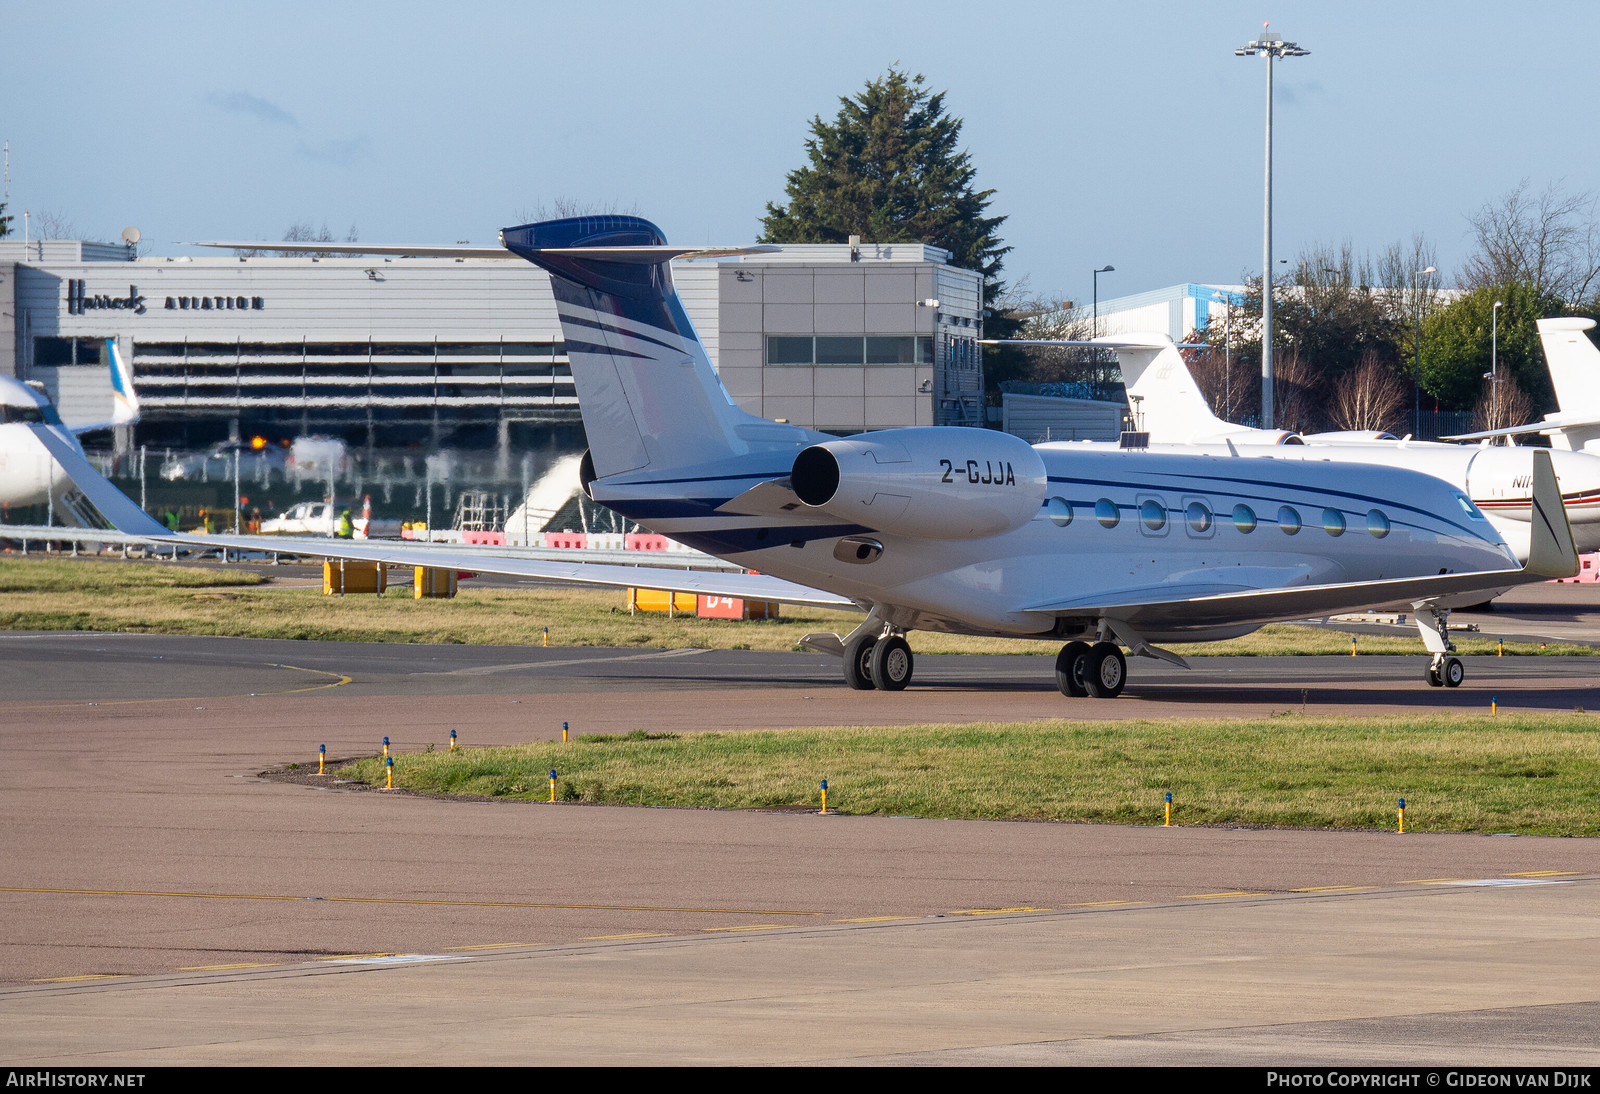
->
2 404 47 424
1456 494 1488 521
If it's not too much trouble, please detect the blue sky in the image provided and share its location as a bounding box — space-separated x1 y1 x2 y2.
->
7 1 1597 310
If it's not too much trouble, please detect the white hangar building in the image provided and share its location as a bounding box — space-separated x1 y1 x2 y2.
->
0 236 985 455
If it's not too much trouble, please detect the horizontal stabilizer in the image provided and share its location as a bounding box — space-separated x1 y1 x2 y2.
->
190 242 512 258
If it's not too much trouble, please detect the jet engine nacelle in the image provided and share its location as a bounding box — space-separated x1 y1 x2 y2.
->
790 427 1048 539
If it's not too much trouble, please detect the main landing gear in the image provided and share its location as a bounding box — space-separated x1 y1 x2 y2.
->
843 631 914 691
1055 640 1126 699
1415 604 1465 689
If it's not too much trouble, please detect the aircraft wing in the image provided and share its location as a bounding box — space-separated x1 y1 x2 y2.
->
1442 413 1600 442
25 424 856 611
190 241 780 262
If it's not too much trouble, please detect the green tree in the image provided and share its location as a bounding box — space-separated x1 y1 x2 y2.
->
760 68 1009 290
0 202 11 238
1420 284 1569 412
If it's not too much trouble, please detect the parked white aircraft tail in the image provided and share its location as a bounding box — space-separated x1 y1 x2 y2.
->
1447 318 1600 453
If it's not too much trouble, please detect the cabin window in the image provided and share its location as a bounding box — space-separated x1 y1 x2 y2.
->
1186 500 1214 534
1095 499 1120 528
1367 509 1391 539
1322 508 1346 536
1233 504 1257 533
1278 506 1302 535
1047 497 1074 527
1139 499 1167 532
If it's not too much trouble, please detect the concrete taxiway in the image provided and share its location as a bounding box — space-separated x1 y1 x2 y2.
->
1 628 1598 1064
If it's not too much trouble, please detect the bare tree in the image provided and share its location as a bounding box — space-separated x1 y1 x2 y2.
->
234 221 360 258
1471 375 1537 436
1462 179 1600 304
1184 338 1253 424
1271 346 1318 434
514 198 640 223
33 210 84 240
1330 350 1407 432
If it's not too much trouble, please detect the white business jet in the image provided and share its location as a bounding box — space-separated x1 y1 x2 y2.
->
994 333 1600 564
25 217 1577 698
0 339 139 517
1445 317 1600 455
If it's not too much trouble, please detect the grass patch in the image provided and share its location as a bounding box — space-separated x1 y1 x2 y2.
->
341 712 1600 835
0 556 1592 656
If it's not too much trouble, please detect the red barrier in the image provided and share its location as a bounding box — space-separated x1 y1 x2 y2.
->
625 533 671 551
544 532 589 549
462 530 506 546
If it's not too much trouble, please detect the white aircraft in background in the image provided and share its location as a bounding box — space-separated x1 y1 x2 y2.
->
993 333 1600 563
25 217 1578 698
1445 317 1600 453
0 339 139 518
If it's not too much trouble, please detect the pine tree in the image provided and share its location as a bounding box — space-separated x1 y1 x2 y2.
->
760 69 1009 292
0 203 11 239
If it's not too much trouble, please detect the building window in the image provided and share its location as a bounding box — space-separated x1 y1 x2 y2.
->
767 336 814 365
815 336 866 365
34 336 104 366
865 336 916 364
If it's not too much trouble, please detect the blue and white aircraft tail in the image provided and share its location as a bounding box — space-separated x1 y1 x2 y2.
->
30 216 1582 697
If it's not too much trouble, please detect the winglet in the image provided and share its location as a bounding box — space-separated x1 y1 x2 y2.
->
1524 448 1579 579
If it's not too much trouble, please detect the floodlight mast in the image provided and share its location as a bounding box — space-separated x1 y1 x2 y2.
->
1236 26 1309 430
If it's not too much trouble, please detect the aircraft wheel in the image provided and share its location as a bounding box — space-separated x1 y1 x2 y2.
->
843 634 877 690
1426 663 1443 687
1082 642 1126 699
1442 656 1465 688
1055 641 1091 697
871 635 914 691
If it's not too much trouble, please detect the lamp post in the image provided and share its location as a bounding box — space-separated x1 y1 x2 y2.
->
1492 299 1503 430
1412 265 1436 437
1092 265 1114 338
1236 24 1309 429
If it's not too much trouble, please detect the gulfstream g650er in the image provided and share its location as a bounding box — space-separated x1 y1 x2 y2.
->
30 217 1577 698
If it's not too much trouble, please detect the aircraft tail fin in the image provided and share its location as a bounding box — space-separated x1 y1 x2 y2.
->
1537 318 1600 417
500 216 795 480
1112 336 1231 441
108 338 139 426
